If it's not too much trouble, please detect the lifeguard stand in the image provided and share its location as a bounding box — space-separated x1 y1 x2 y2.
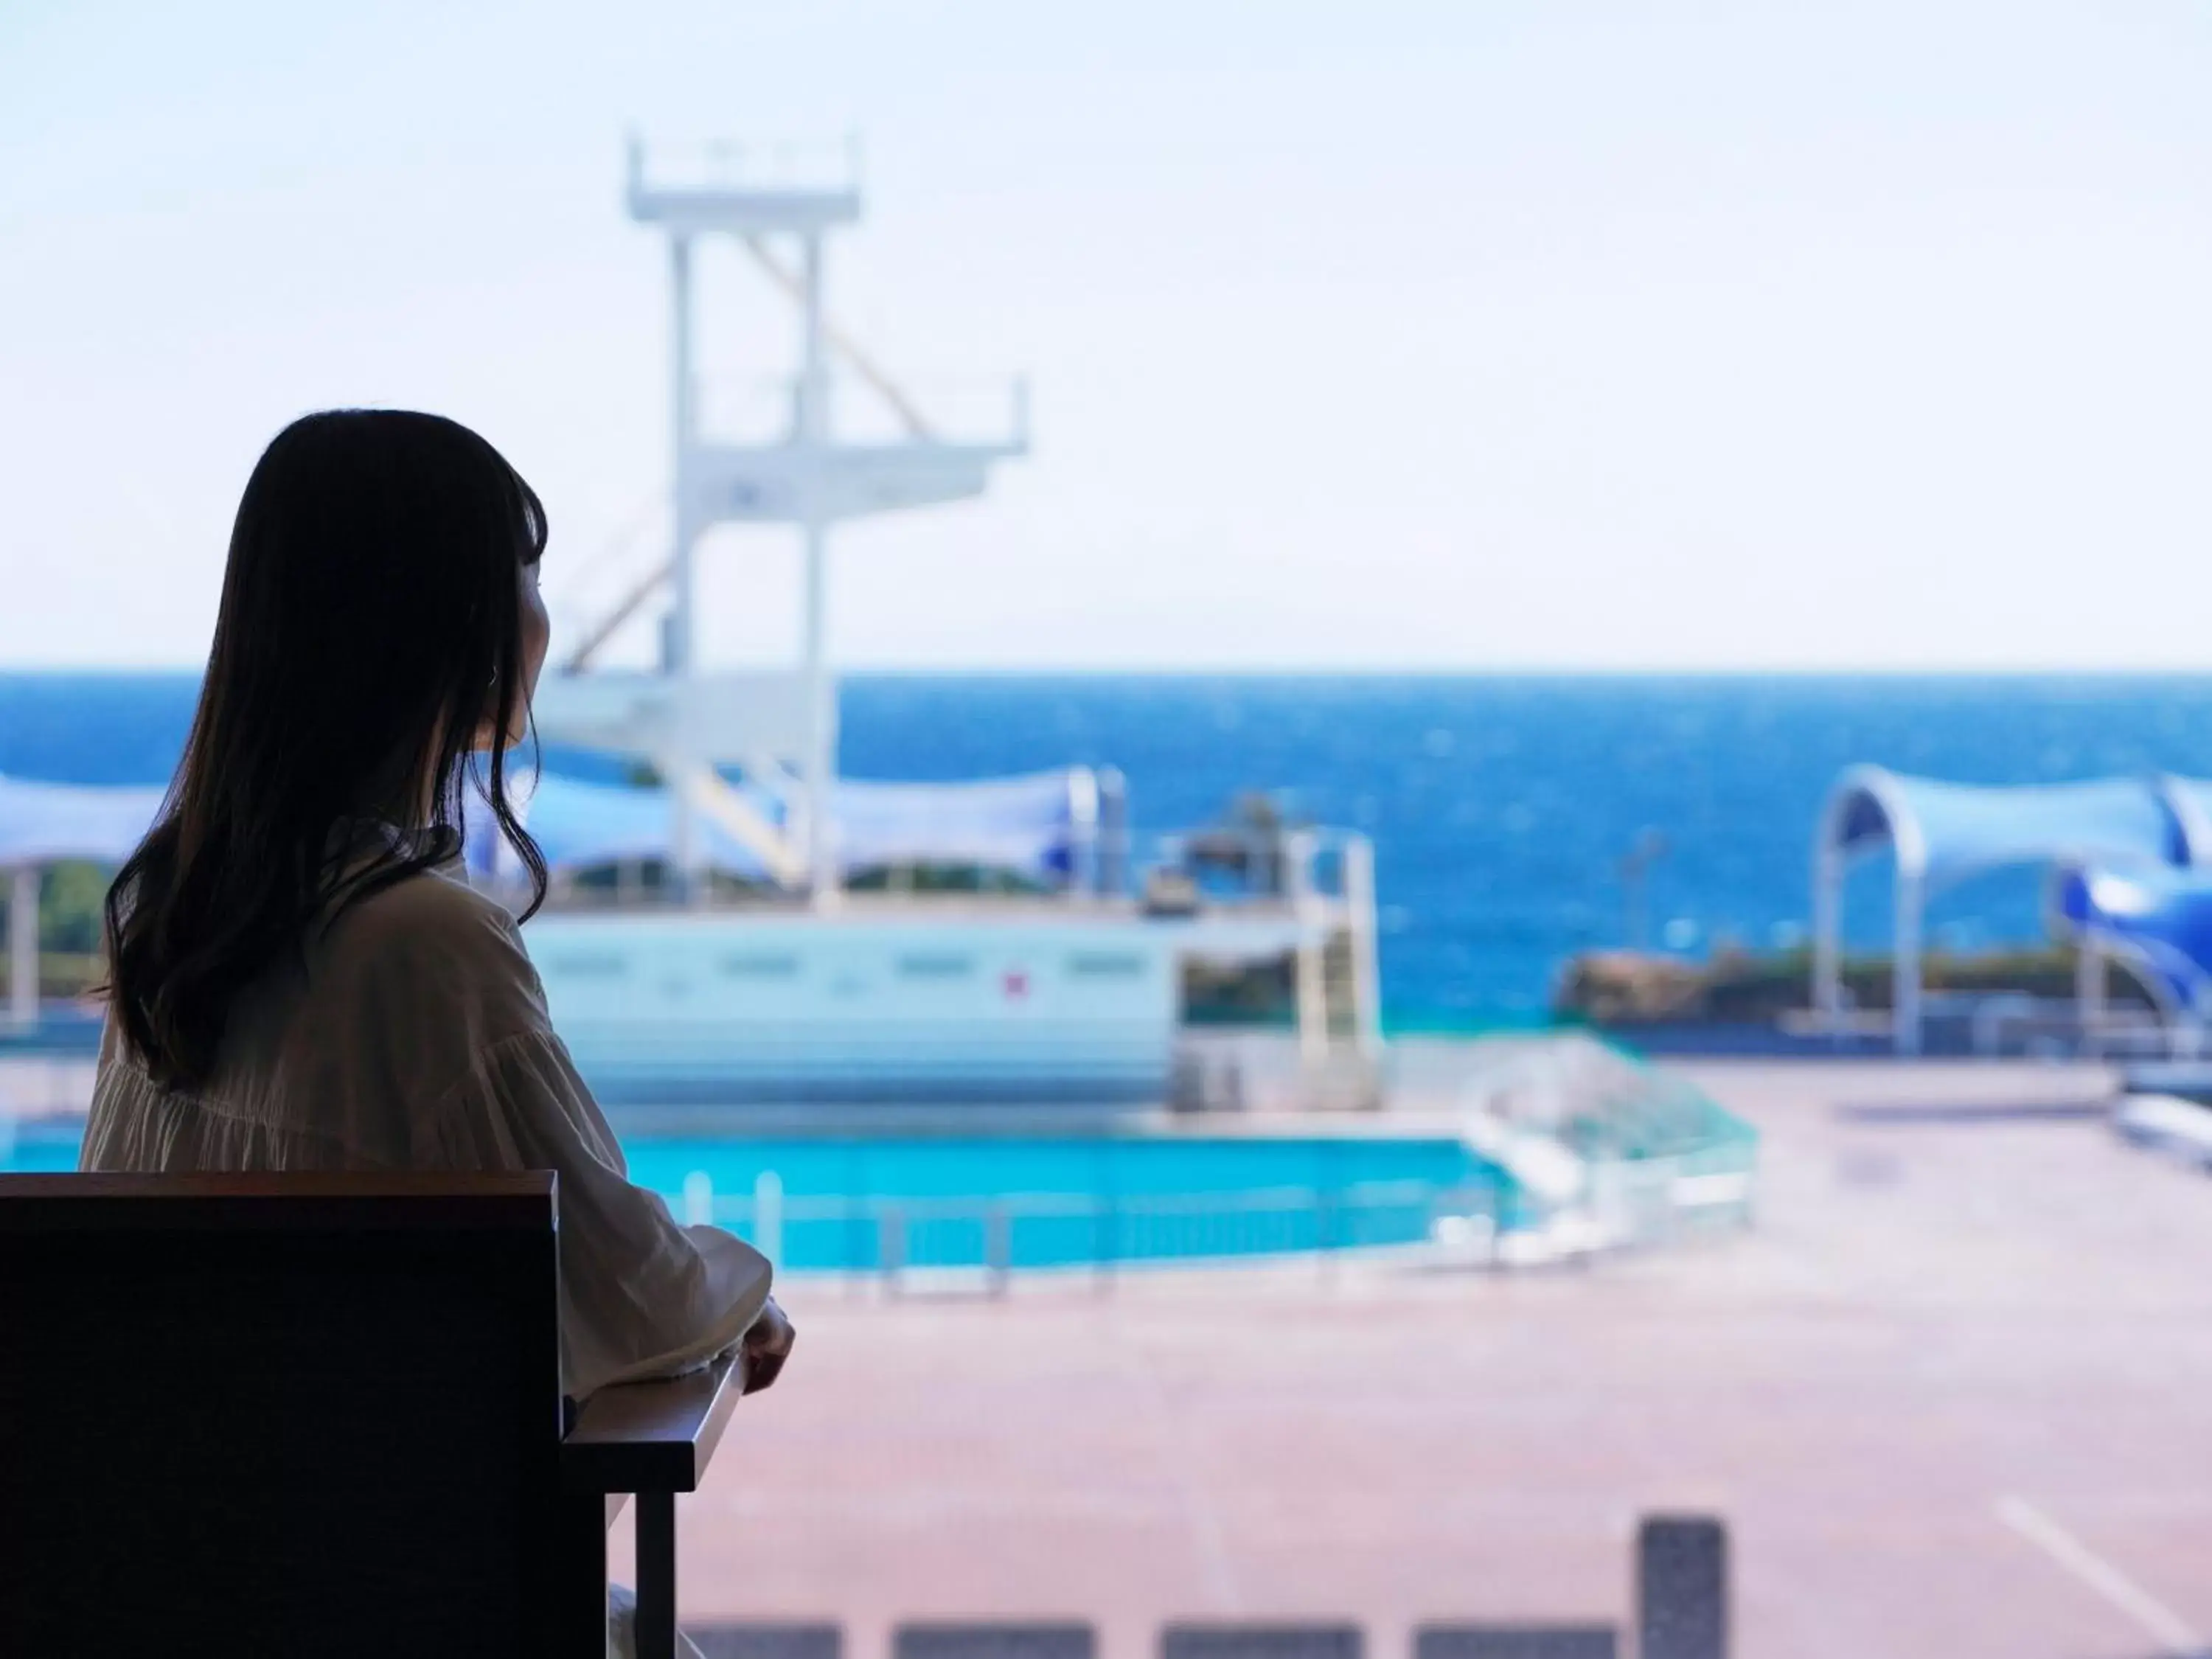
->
534 137 1029 902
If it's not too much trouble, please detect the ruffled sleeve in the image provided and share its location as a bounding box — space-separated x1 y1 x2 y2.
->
429 1026 773 1400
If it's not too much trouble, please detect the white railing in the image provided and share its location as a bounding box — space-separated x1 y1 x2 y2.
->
679 1173 1509 1293
628 134 862 198
695 372 1029 451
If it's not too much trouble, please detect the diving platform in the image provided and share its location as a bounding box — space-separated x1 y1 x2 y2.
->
625 136 861 236
605 136 1031 897
686 414 1028 525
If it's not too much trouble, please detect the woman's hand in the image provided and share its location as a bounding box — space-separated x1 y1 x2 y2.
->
740 1298 796 1394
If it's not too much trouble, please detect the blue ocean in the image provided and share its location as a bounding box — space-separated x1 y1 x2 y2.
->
9 672 2212 1025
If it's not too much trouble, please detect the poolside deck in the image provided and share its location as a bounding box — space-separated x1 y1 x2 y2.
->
643 1058 2212 1659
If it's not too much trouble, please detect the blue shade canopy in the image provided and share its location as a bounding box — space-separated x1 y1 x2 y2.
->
834 771 1096 878
2153 774 2212 865
2051 863 2212 1017
0 767 1099 891
466 772 758 879
471 768 1099 885
1825 765 2197 892
0 774 162 865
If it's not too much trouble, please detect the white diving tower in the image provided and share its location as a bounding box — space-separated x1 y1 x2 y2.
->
533 137 1029 903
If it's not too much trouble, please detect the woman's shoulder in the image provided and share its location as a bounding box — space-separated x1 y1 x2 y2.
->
313 863 547 1034
324 860 523 957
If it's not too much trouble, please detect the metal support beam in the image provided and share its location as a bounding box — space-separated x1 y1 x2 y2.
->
1343 834 1384 1060
1288 831 1328 1065
1811 841 1841 1035
8 866 37 1033
1893 872 1923 1057
797 231 840 909
798 517 834 906
2076 943 2107 1057
666 234 698 675
666 234 705 901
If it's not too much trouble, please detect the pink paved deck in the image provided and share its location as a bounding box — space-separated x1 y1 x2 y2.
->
630 1060 2212 1659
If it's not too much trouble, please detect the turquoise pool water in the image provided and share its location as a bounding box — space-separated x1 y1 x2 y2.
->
4 1126 1512 1270
4 1133 78 1173
622 1133 1489 1203
636 1134 1513 1271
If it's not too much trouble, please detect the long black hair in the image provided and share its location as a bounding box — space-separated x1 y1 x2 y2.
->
105 409 550 1087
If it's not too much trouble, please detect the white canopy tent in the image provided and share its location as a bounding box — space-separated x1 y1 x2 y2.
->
1810 766 2209 1054
0 766 1116 1029
469 767 1111 891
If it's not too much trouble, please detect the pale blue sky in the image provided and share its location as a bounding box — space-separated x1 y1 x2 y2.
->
4 1 2211 669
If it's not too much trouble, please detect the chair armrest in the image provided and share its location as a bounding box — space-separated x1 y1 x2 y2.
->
560 1349 747 1495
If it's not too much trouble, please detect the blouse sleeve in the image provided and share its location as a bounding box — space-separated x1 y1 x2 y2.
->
430 1026 774 1400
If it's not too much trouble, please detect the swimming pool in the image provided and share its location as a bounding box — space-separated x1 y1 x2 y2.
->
3 1124 1515 1271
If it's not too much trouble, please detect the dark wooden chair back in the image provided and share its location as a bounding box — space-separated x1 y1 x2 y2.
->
0 1172 573 1659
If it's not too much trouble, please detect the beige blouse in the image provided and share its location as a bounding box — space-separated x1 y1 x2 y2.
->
79 855 772 1399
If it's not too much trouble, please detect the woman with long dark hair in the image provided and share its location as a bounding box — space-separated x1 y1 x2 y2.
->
83 409 792 1414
